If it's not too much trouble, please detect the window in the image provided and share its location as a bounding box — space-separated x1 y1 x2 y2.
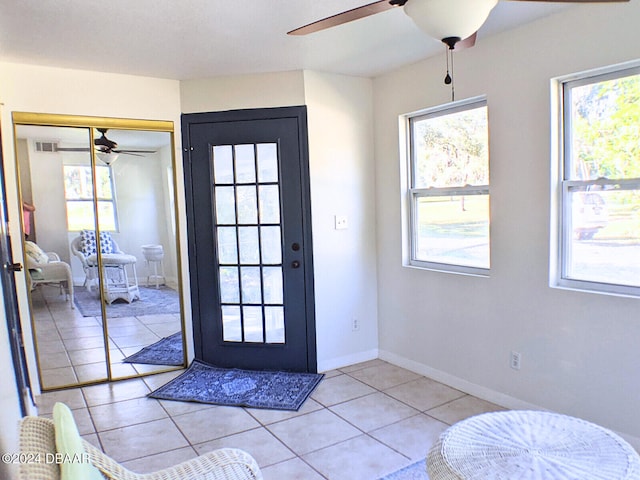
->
407 97 490 274
556 65 640 296
63 165 118 231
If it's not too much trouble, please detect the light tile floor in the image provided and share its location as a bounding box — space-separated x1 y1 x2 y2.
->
35 359 506 479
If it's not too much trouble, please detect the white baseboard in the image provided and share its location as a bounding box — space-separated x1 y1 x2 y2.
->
379 349 640 452
318 348 379 373
378 349 543 411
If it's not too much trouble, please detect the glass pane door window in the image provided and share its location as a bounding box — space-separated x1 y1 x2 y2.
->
212 143 285 344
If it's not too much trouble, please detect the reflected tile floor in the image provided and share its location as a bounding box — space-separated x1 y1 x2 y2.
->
31 284 182 389
35 359 506 479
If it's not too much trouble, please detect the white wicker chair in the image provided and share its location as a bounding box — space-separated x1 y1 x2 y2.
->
25 244 74 308
71 234 140 303
19 416 263 480
70 234 124 292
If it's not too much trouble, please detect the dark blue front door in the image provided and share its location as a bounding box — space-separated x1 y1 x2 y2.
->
182 106 316 372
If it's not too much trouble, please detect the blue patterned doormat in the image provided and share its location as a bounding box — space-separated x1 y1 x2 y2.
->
379 460 428 480
122 332 184 366
149 360 324 411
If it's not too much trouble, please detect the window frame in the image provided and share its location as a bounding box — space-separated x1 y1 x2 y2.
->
63 163 119 232
553 62 640 297
405 96 490 276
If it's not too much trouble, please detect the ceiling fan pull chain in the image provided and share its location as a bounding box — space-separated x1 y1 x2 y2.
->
443 47 455 102
444 44 452 86
443 42 455 102
450 48 455 102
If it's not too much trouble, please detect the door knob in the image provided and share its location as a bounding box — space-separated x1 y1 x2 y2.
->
291 260 301 269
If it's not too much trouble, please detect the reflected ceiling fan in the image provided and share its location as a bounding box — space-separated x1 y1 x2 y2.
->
289 0 628 51
56 128 156 165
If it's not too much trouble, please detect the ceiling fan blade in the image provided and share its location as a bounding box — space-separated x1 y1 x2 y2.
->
454 32 477 51
114 149 157 155
57 147 155 157
287 0 399 36
116 152 145 157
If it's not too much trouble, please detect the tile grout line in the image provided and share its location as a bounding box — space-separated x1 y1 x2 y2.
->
274 371 418 470
321 377 417 467
80 386 106 454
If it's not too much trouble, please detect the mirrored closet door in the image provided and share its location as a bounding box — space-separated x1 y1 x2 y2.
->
13 113 186 390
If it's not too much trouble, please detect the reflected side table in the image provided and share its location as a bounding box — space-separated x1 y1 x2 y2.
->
142 244 165 288
90 253 140 304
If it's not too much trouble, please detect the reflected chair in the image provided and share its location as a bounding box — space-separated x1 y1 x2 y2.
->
24 241 74 308
71 230 140 304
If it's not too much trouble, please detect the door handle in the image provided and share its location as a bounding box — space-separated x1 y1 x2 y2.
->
291 260 301 269
7 262 23 272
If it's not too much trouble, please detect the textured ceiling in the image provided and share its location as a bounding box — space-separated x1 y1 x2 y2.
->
0 0 573 80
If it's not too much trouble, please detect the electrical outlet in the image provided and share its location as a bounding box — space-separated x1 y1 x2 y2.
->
335 215 348 230
352 317 360 331
510 351 521 370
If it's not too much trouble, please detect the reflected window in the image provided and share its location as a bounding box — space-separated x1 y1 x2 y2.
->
64 165 118 231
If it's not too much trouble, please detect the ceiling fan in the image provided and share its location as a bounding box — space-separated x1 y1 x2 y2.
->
289 0 628 50
56 128 156 164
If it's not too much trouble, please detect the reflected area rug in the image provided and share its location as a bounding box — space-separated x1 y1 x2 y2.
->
379 460 428 480
74 285 180 318
149 360 324 411
122 332 183 366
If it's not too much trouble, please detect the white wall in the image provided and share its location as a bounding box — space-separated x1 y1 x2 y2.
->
110 149 179 287
181 71 306 113
180 70 379 371
26 147 80 265
373 2 640 442
303 71 378 370
0 62 188 402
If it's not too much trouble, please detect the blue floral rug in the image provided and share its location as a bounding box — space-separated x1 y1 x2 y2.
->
74 285 180 318
149 360 324 411
379 460 428 480
122 332 183 366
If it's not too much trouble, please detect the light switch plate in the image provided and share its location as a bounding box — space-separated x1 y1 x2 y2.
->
334 215 348 230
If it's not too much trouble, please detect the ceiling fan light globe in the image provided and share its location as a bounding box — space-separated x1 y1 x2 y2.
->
96 151 119 165
404 0 498 42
